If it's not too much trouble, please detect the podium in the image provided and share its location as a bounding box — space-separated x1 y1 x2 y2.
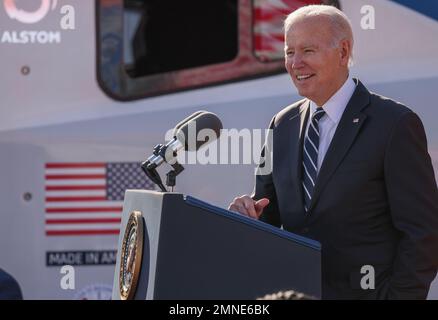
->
112 190 321 300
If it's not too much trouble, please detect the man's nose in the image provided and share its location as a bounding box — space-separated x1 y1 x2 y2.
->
291 54 304 69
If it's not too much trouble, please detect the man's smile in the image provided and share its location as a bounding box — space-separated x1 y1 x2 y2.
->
296 74 316 81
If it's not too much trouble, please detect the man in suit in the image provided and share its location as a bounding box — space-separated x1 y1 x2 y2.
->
0 269 23 300
229 5 438 299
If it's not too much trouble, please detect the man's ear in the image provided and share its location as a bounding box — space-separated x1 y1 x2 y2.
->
339 39 351 66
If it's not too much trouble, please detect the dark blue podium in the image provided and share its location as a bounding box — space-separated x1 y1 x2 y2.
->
112 191 321 300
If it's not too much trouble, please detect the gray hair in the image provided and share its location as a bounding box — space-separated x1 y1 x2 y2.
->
284 5 354 66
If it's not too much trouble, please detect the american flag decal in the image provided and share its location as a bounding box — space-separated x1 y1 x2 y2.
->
45 162 156 236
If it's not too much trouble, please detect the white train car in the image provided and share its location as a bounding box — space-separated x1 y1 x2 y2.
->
0 0 437 299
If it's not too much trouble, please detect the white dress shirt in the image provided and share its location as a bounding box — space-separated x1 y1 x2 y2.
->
305 76 357 172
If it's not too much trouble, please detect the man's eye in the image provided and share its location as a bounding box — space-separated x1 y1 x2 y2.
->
287 51 294 56
305 49 314 53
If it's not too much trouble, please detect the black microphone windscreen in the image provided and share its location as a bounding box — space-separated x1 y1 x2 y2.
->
173 111 222 151
173 110 205 132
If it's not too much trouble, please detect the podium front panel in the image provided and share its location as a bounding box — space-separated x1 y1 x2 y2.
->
113 191 321 300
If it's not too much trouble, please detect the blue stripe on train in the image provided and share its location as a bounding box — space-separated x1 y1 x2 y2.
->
390 0 438 21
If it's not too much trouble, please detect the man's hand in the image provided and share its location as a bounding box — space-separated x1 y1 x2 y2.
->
228 195 270 219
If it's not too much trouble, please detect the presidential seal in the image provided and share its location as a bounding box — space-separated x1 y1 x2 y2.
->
119 211 144 300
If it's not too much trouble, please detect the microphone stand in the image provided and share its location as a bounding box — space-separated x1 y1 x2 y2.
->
165 161 184 192
141 143 185 192
141 159 167 192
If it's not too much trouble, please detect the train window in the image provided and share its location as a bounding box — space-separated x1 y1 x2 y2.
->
124 0 238 78
97 0 338 101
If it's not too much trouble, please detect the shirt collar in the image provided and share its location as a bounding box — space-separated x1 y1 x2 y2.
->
309 75 356 124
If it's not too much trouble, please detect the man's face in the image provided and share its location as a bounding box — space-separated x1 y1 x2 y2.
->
284 16 349 106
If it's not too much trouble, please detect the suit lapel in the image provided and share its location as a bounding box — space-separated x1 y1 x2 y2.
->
309 80 370 213
288 100 310 212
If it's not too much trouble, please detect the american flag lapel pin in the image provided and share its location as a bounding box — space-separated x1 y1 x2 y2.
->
353 118 359 123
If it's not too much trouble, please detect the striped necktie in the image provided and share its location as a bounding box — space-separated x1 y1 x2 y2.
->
302 107 325 212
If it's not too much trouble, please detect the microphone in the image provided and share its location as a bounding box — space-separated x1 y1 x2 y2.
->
173 111 222 152
144 111 222 169
141 111 223 191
